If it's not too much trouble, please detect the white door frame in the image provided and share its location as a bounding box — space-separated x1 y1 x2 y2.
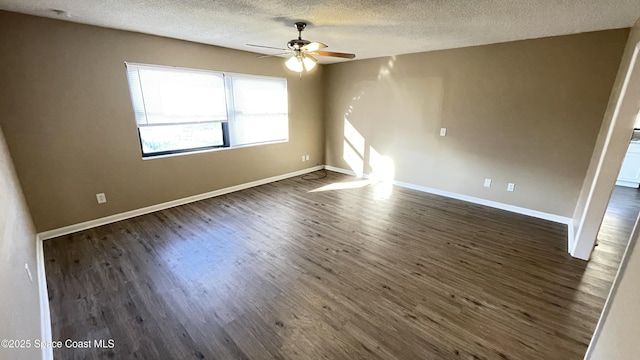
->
572 42 640 260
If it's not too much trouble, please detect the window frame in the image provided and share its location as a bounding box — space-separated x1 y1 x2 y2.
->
135 122 231 158
124 62 289 159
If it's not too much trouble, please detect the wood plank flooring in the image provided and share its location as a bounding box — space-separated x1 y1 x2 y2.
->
44 171 633 360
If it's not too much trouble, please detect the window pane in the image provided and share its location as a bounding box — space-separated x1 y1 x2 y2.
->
135 67 227 124
139 123 224 155
232 77 287 115
126 63 289 157
230 76 288 146
231 114 288 146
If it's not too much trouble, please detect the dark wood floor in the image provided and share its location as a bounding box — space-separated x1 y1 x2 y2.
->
44 171 634 360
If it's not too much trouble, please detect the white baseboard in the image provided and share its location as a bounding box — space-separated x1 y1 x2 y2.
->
325 165 571 225
38 164 574 255
36 235 53 360
394 180 572 225
324 165 573 228
38 166 323 240
567 220 577 257
324 165 357 176
615 180 639 188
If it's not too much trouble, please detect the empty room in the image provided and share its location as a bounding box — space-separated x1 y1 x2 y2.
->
2 1 640 359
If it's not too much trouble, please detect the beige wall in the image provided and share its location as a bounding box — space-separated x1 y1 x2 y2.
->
572 19 640 260
0 11 325 232
324 30 628 218
0 126 41 360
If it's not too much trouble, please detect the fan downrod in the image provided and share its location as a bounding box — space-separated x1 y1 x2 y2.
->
288 22 310 50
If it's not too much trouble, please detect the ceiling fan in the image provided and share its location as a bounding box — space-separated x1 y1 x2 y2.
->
247 22 356 73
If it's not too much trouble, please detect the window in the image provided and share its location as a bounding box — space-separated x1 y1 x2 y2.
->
125 63 288 157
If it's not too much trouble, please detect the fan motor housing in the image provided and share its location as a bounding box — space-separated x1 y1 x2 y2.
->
287 39 310 50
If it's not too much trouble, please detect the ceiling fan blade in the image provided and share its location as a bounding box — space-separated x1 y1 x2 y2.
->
246 44 288 51
303 42 328 52
312 51 356 59
257 52 292 59
303 53 318 62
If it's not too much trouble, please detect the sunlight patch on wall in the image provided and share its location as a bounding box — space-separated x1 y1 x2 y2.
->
344 118 365 157
343 118 366 177
369 146 395 182
377 55 396 80
343 139 364 177
369 146 395 199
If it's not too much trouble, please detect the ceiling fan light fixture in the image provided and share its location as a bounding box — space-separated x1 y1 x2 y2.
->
302 56 316 71
248 21 355 74
285 55 304 72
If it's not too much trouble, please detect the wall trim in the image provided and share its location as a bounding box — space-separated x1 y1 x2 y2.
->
572 42 640 261
567 219 576 257
614 180 639 188
324 165 358 177
393 180 572 224
38 166 323 240
36 235 53 360
325 165 575 249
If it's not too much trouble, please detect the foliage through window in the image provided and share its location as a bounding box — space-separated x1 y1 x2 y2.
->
125 63 288 157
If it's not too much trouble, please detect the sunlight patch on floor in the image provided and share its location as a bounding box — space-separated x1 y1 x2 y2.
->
309 179 372 192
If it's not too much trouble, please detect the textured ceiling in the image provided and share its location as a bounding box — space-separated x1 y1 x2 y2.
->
1 0 639 64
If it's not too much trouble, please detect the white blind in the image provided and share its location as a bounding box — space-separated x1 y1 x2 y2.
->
229 75 288 146
232 76 288 115
125 63 227 126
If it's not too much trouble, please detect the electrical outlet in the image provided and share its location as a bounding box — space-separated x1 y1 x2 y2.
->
440 128 447 136
305 155 310 161
96 193 107 204
507 183 515 192
301 155 305 162
484 178 492 188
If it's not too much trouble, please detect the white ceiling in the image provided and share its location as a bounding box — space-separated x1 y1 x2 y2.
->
1 0 639 64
